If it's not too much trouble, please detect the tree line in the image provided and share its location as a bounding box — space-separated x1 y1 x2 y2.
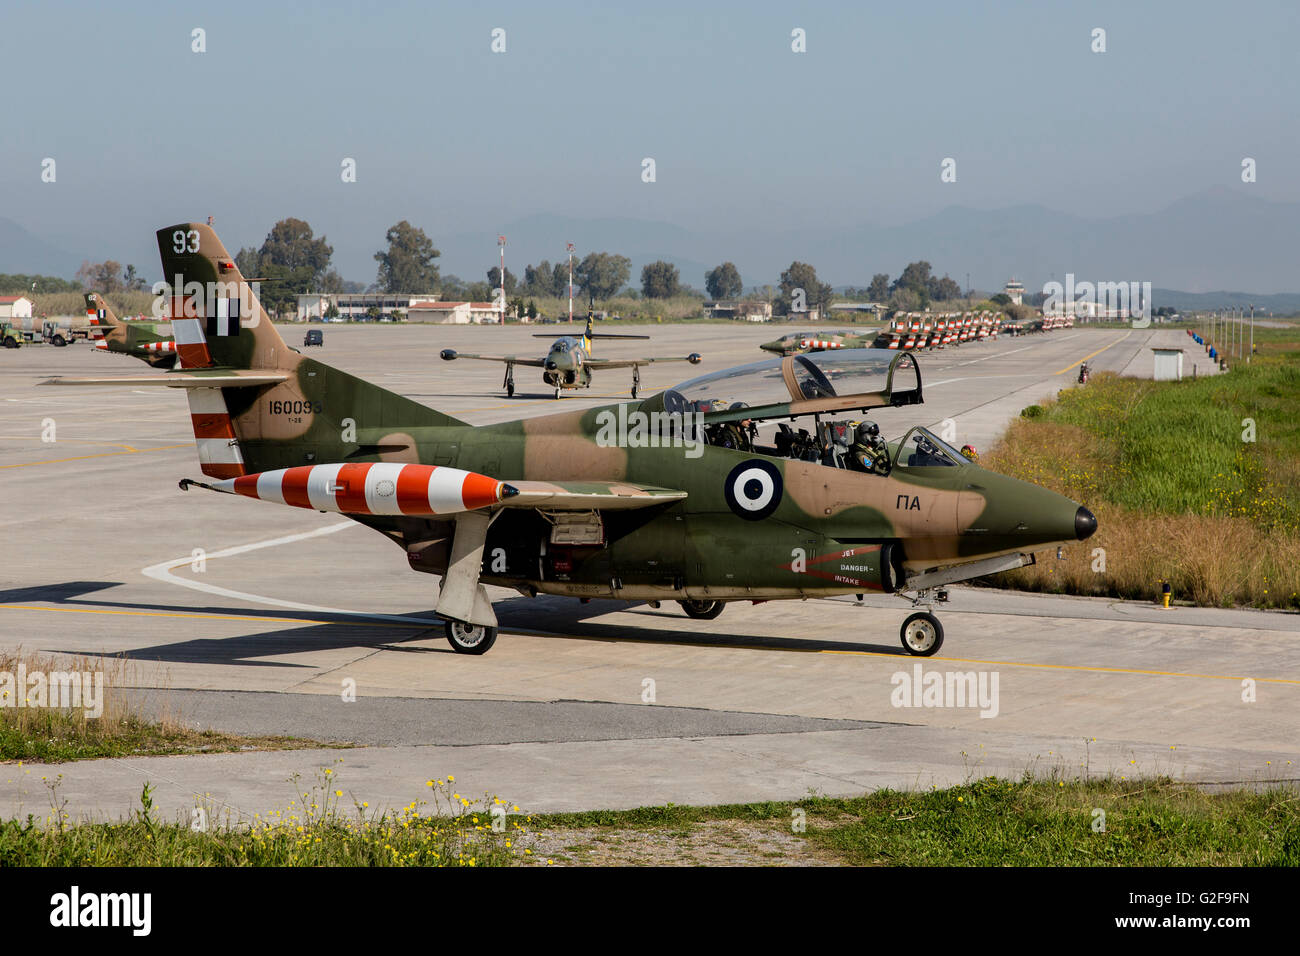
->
47 215 977 318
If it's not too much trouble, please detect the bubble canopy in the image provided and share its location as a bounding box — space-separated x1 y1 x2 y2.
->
655 348 923 424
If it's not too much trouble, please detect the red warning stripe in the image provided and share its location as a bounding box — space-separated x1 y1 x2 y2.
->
281 467 313 509
334 462 373 514
202 463 244 480
460 472 503 511
190 414 236 440
395 463 431 514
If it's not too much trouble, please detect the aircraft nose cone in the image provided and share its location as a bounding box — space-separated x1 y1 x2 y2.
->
1075 506 1098 540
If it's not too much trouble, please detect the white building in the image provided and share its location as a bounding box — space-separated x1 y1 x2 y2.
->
405 301 504 324
1002 279 1024 305
703 300 774 322
295 293 440 322
0 295 34 321
297 293 503 324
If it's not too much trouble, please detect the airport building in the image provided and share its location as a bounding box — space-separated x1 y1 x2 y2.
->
295 293 503 324
1002 279 1024 305
0 295 34 320
703 300 775 322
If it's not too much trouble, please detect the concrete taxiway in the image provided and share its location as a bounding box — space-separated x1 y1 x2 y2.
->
1 322 1294 820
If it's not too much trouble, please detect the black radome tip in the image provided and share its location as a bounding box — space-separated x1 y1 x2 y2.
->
1075 506 1098 540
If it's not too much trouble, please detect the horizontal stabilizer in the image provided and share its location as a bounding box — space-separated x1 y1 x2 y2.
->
42 373 290 388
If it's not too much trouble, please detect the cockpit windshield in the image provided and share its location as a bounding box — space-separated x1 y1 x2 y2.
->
894 427 968 468
553 339 571 352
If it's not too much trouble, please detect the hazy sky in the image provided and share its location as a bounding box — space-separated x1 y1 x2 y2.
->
3 0 1298 282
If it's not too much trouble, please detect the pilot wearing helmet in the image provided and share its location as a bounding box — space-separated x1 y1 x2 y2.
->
850 421 888 474
709 399 752 450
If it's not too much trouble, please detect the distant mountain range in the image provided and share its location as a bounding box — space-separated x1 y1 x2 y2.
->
6 186 1299 310
0 217 83 279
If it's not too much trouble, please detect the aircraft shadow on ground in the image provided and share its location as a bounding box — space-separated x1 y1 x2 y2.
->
2 580 905 665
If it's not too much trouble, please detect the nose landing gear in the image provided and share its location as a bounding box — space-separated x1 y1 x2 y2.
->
897 586 948 656
900 611 944 656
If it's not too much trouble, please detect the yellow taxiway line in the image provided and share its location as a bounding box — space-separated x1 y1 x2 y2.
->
1055 330 1133 375
3 602 1295 685
0 604 425 630
0 443 189 469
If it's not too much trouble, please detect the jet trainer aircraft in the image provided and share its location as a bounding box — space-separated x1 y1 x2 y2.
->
438 312 701 399
47 222 1097 658
759 329 878 356
85 293 178 368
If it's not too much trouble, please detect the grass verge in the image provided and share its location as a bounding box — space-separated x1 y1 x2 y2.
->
3 774 1293 866
1 768 538 866
981 327 1300 607
0 649 347 762
526 775 1299 866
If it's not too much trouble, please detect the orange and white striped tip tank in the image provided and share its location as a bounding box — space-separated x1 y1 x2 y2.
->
209 462 516 516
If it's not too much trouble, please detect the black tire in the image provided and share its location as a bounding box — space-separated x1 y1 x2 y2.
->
506 382 515 397
554 387 561 399
52 335 67 347
631 385 638 399
445 620 497 655
2 336 16 349
900 611 944 656
678 599 725 620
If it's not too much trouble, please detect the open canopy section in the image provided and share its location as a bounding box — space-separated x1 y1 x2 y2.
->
659 348 922 425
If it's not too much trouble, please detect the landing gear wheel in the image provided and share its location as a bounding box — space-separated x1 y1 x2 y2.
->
445 620 498 655
553 387 561 399
900 611 943 656
678 599 725 620
631 385 638 399
506 382 515 397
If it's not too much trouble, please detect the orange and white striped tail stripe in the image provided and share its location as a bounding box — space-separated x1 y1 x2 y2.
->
170 296 214 368
186 389 244 480
212 463 506 516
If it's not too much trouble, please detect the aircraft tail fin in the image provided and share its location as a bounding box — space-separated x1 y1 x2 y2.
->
154 222 465 480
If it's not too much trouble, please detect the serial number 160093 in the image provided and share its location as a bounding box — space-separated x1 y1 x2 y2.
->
268 399 323 415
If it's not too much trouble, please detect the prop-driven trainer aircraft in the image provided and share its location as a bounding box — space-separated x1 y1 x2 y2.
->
85 293 178 368
438 312 701 399
46 222 1096 657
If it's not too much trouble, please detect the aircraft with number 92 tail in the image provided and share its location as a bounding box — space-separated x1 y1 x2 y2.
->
45 221 1097 658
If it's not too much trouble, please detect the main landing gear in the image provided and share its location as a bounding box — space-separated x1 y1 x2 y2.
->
897 587 948 656
679 599 725 620
445 620 498 655
631 365 641 400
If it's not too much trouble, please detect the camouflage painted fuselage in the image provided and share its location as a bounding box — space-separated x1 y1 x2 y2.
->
140 222 1091 606
220 356 1086 601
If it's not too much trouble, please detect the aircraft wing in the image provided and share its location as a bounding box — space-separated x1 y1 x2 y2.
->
584 355 700 370
439 350 546 367
499 480 686 510
41 372 290 387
